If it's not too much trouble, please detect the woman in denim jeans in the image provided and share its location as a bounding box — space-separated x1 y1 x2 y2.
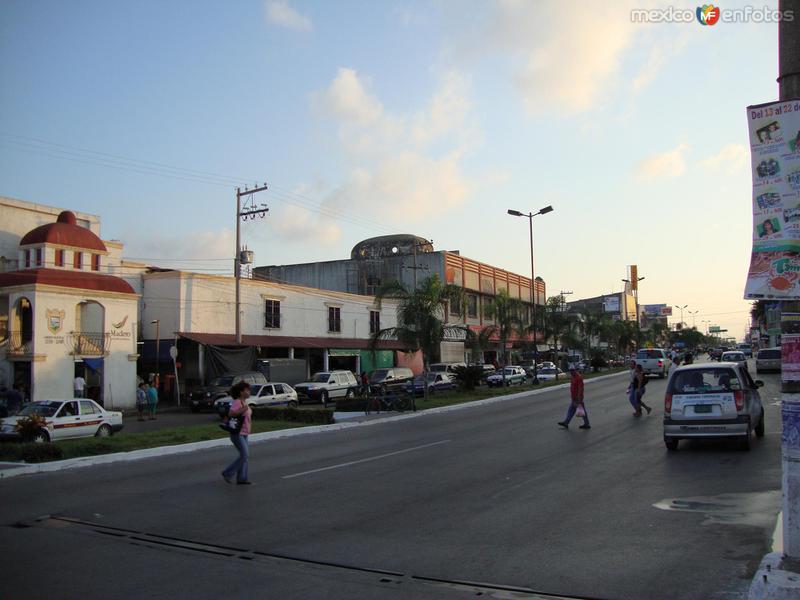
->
222 381 253 485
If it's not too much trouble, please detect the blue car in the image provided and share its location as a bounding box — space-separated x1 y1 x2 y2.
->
405 373 456 396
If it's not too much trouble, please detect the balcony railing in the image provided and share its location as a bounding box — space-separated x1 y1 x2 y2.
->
6 331 33 354
67 332 110 356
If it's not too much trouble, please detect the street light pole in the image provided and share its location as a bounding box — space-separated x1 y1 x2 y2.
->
688 310 699 329
150 319 160 391
508 205 554 385
675 304 688 329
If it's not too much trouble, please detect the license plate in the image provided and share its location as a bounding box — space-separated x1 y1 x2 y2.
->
695 405 712 413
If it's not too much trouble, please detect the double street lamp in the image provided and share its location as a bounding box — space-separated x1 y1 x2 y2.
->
507 205 554 385
675 304 688 329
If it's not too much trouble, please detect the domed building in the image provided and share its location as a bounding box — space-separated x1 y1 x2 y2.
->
0 210 139 408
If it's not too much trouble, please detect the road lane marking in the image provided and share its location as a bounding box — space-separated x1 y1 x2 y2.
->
282 440 452 479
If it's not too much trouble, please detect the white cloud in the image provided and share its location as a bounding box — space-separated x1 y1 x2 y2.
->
265 0 312 32
123 229 235 272
700 143 749 174
269 203 342 244
635 143 690 180
312 67 476 223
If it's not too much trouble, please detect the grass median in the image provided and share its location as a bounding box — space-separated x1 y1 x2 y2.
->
0 418 310 464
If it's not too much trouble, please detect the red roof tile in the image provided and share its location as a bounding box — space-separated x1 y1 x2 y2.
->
0 268 135 294
20 211 107 252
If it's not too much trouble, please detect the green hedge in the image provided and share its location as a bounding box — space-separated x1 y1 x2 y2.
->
0 442 64 463
251 406 334 424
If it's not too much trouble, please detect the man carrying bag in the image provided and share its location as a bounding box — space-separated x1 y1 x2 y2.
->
558 366 591 430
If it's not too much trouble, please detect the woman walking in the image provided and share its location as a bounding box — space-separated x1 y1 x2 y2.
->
626 360 638 414
222 381 253 485
633 364 652 417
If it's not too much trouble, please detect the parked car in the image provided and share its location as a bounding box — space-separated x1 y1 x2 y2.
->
368 367 414 392
663 363 765 451
538 361 556 370
737 343 754 358
755 347 781 373
429 362 467 375
635 348 670 378
0 399 123 443
404 372 456 396
294 370 358 406
486 366 527 387
214 382 298 417
720 351 748 371
536 367 563 381
188 371 268 413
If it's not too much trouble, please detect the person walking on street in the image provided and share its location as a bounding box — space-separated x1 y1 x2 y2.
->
634 364 652 417
135 382 148 421
668 356 681 379
222 381 253 485
627 360 639 414
146 381 158 420
74 374 86 398
558 367 590 430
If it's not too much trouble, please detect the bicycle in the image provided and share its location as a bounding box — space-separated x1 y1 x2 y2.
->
364 386 412 414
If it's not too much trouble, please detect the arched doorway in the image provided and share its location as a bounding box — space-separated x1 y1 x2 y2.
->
74 301 106 404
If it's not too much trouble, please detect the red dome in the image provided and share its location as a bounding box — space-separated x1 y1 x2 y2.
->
20 211 106 252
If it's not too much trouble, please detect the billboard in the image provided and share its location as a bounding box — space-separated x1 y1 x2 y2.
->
744 99 800 299
603 295 620 313
660 306 673 316
643 303 667 316
709 325 721 333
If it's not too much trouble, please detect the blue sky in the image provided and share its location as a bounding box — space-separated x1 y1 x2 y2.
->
0 0 785 337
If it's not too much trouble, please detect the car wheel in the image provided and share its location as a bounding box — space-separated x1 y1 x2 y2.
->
345 388 354 399
755 409 765 438
31 429 50 444
740 426 752 451
95 424 112 438
664 438 679 451
288 400 298 409
320 390 329 408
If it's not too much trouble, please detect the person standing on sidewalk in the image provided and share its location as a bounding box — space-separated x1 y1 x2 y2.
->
135 382 148 421
146 381 159 420
74 374 86 398
558 367 590 430
222 381 253 485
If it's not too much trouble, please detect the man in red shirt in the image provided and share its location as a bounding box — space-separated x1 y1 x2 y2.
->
558 367 590 430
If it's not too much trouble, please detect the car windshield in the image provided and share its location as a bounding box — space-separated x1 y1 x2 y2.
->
637 350 663 359
370 370 389 382
539 368 557 375
670 368 741 394
17 401 61 417
723 353 744 361
759 350 780 359
312 373 331 383
210 376 234 387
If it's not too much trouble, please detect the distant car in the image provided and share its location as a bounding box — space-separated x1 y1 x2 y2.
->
294 370 358 406
189 371 268 412
404 372 456 396
215 382 298 417
538 361 556 370
663 362 765 451
0 399 123 443
486 366 527 387
368 367 415 392
536 367 563 381
755 347 781 373
636 348 670 378
737 343 754 358
708 348 724 361
721 351 748 371
429 363 467 376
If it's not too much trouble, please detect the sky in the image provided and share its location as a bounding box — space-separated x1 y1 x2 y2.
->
0 0 786 339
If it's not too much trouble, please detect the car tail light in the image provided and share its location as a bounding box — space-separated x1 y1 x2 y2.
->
658 360 663 367
734 390 744 411
664 393 672 415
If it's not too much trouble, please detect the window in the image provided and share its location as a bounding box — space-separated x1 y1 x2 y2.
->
328 306 341 332
24 249 30 268
57 401 79 417
55 249 65 267
369 310 380 334
34 248 43 267
91 254 100 271
80 401 97 415
264 299 280 328
273 384 286 394
366 275 381 296
467 295 478 319
450 298 461 317
74 251 83 269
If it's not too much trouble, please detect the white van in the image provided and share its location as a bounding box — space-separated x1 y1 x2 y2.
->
429 362 466 375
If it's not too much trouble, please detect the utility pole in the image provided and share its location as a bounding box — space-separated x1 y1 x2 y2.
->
235 184 269 345
779 0 800 563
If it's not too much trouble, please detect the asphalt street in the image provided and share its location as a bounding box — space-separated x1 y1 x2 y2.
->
0 364 784 600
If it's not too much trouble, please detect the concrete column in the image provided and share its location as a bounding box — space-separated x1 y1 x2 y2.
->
323 349 329 372
198 344 205 383
288 347 294 360
355 354 360 376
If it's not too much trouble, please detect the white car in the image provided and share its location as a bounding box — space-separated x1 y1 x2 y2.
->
486 366 527 387
536 367 563 381
215 382 298 416
720 351 748 371
0 399 123 443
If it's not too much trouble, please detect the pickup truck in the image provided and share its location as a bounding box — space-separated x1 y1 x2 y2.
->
635 348 670 378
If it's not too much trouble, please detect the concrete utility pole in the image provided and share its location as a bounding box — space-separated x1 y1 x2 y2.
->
235 184 269 345
779 0 800 563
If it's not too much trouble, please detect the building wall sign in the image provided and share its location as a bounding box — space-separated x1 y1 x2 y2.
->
110 314 132 340
46 308 64 334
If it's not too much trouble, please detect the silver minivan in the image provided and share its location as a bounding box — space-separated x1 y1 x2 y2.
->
663 363 765 451
755 347 781 373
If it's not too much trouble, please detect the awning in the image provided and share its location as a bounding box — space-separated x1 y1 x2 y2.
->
177 332 406 351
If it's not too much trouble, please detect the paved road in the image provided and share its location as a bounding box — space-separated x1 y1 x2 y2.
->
0 364 783 599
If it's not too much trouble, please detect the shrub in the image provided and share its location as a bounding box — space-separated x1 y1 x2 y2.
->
14 414 47 442
0 442 63 463
252 406 334 424
451 365 484 391
590 351 608 372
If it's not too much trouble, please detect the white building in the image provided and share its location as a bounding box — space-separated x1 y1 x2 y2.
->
0 209 139 408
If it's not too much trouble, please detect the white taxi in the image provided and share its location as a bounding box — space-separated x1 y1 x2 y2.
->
0 399 124 443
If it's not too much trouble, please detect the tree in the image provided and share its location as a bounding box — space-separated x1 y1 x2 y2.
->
371 275 470 405
483 289 524 385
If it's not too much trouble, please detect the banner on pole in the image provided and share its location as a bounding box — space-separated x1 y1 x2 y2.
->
744 99 800 299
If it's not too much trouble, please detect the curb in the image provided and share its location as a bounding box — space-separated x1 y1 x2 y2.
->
748 553 800 599
0 370 627 480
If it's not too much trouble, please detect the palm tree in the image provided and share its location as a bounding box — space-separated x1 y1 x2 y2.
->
483 289 523 385
371 274 470 404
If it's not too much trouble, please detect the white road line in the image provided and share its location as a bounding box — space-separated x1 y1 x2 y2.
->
282 439 452 479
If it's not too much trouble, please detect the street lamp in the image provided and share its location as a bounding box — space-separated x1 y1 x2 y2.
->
150 319 160 391
621 276 645 323
675 305 688 329
687 310 699 329
507 205 554 384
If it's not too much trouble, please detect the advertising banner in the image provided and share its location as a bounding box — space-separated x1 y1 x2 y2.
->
643 304 666 316
744 99 800 299
603 295 620 313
